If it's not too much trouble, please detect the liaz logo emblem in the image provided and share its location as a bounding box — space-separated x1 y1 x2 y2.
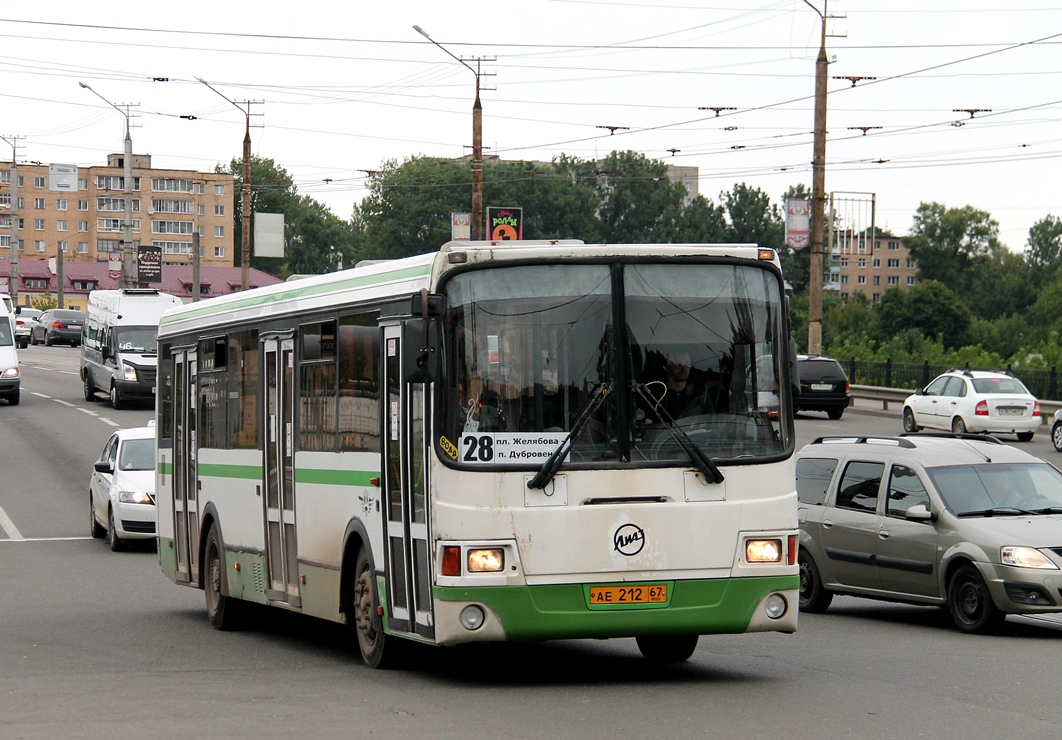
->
613 523 645 556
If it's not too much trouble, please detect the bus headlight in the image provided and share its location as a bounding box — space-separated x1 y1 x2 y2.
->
746 539 782 563
459 605 485 631
764 594 788 619
468 548 504 572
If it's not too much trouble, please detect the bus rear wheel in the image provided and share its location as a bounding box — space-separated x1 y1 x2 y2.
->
635 634 698 664
204 524 245 630
352 547 397 669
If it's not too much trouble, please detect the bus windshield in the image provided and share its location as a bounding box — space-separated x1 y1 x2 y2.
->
441 262 790 468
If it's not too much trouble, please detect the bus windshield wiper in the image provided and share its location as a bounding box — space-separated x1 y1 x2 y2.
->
527 381 614 490
632 382 724 485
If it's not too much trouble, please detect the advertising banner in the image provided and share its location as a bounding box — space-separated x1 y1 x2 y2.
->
785 198 810 250
451 213 471 241
108 251 122 281
137 245 162 284
487 207 522 241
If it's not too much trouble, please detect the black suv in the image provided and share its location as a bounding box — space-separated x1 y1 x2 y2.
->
795 355 851 420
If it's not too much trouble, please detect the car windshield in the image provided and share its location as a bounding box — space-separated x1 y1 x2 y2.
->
118 438 155 471
971 377 1030 394
115 326 159 353
927 462 1062 515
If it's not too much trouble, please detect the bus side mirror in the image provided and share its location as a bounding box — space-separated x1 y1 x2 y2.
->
789 337 800 398
403 318 439 384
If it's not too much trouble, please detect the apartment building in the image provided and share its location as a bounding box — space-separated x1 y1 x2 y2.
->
827 231 919 301
0 155 235 283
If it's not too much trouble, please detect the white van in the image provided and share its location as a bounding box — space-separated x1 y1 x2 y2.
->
0 298 20 405
81 289 183 409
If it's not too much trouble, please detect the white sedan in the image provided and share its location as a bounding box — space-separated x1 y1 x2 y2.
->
902 369 1041 441
89 424 157 551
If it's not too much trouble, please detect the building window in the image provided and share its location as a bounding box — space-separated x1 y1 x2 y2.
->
57 220 68 232
98 218 123 232
887 259 899 268
214 246 225 258
214 205 225 216
78 241 89 254
214 225 224 238
96 175 140 191
151 198 193 214
79 221 88 232
153 240 191 255
34 240 45 252
906 259 915 269
34 176 45 188
26 278 47 288
198 205 206 217
872 259 881 268
840 274 848 284
199 225 205 237
151 178 193 192
873 276 880 285
0 235 8 247
97 197 140 212
857 258 866 268
78 178 88 190
888 275 899 285
57 240 68 252
34 219 45 230
0 170 8 183
907 276 916 285
78 200 89 211
0 193 8 207
214 184 225 195
98 238 120 252
57 199 68 211
857 275 866 285
72 280 96 290
34 198 45 209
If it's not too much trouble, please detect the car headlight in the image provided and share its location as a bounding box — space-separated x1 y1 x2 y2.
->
1001 546 1058 570
118 490 154 505
121 363 138 381
1 367 18 379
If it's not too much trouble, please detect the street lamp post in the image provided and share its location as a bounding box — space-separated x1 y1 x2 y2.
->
79 82 135 290
413 25 485 241
197 78 253 291
804 1 829 355
0 135 20 303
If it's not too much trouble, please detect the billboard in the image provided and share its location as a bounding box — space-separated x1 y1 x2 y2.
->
254 212 285 258
48 164 78 192
451 213 471 241
487 207 522 241
137 245 162 284
785 198 810 250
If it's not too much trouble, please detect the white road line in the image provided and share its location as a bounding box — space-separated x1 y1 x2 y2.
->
78 407 99 416
55 399 76 407
32 392 53 399
0 504 24 539
99 417 120 427
0 536 96 542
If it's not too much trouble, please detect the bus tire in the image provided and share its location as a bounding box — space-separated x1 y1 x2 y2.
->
204 524 245 631
635 634 698 664
352 547 396 668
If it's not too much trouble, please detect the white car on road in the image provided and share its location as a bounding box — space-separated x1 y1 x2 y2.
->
902 369 1041 441
89 424 157 551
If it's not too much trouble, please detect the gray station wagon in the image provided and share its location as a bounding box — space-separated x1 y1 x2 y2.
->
796 433 1062 633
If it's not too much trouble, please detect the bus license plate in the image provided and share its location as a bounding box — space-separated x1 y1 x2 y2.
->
589 584 668 605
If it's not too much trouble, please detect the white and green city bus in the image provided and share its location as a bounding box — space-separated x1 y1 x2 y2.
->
155 239 800 667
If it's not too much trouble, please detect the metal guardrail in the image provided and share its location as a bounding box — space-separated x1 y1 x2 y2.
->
851 385 1061 424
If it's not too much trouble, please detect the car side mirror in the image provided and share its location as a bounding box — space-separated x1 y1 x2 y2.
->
94 459 114 474
915 387 925 396
905 503 937 523
100 345 111 360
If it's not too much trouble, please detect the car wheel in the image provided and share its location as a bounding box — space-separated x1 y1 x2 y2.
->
902 407 920 433
110 384 124 410
798 550 833 613
107 507 125 552
636 634 699 664
1016 431 1034 442
351 546 401 668
6 390 18 406
1053 422 1062 452
84 374 97 402
827 408 843 420
16 337 27 349
30 334 38 346
89 493 106 539
947 564 1004 634
952 417 967 434
45 334 54 347
204 524 246 630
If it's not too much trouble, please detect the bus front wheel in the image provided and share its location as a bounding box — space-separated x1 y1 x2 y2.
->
204 524 245 630
352 547 398 669
635 634 698 664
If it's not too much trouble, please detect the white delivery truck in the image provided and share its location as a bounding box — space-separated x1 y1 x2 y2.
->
0 298 20 405
81 288 183 409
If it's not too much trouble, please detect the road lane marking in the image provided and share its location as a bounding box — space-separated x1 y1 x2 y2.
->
99 417 121 427
32 392 52 399
0 536 96 542
0 504 24 539
78 407 99 416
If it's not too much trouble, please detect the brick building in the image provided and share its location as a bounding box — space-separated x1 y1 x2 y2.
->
828 231 919 301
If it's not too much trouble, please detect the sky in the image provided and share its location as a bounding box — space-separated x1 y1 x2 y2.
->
2 1 1061 252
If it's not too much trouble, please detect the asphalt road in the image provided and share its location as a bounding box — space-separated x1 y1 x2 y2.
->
2 346 1060 739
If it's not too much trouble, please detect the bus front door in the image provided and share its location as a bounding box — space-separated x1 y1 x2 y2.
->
382 325 434 640
262 335 301 607
171 349 198 584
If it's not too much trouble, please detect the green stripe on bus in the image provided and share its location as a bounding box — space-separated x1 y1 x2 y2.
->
197 463 263 480
294 468 379 486
435 575 798 640
159 263 433 326
159 462 172 475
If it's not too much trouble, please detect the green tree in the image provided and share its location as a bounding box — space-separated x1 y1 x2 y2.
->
218 156 299 273
905 202 1002 294
672 195 728 244
1026 215 1062 269
721 183 783 248
878 281 972 350
285 195 354 275
595 150 686 243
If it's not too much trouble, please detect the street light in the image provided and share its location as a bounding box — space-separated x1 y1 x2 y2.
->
197 77 252 291
79 82 135 290
413 25 485 241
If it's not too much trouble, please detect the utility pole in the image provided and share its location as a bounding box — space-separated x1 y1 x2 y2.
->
413 26 494 241
79 83 138 290
197 78 261 290
804 1 840 356
1 135 22 304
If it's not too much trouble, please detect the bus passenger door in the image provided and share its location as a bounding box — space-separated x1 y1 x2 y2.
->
382 325 434 640
262 335 301 607
172 349 198 584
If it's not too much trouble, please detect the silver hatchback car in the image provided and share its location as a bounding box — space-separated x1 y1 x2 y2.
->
797 433 1062 633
